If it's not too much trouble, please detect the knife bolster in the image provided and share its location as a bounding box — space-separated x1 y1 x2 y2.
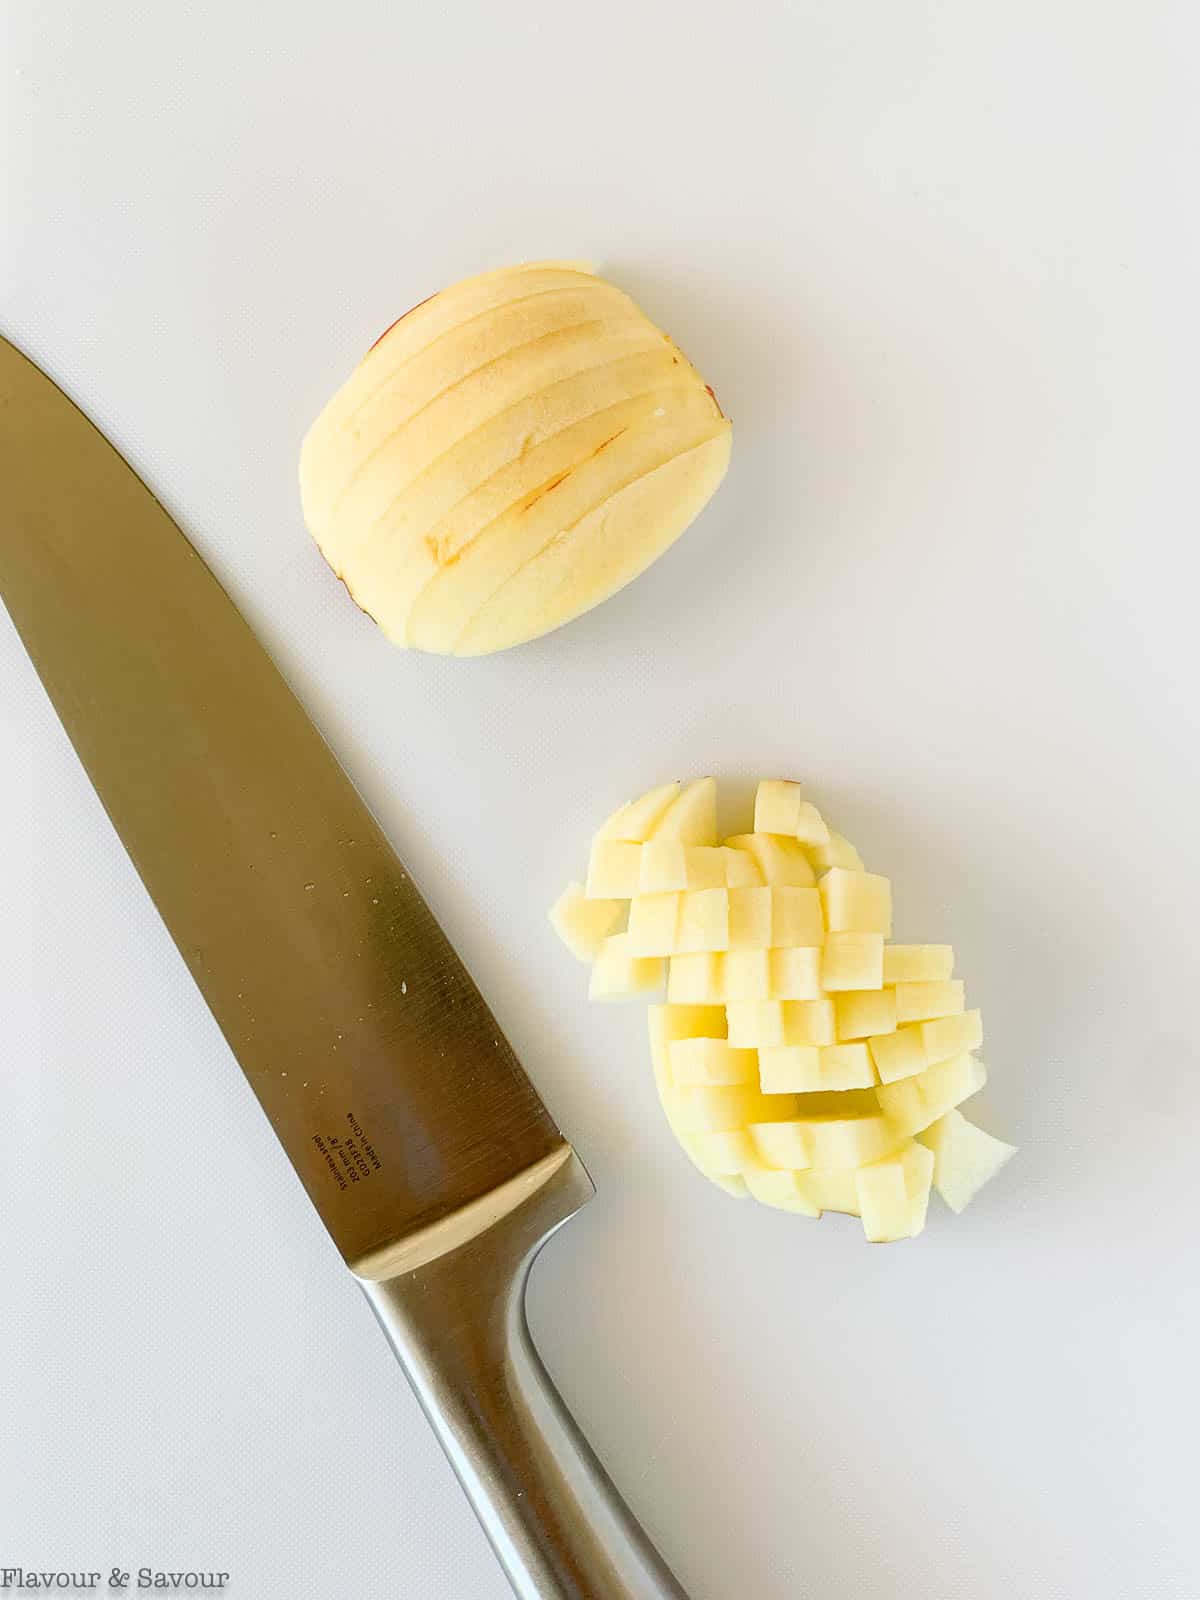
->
358 1145 689 1600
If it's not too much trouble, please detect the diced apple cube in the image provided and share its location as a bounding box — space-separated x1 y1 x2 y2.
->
597 781 681 842
726 1000 788 1047
637 839 684 893
648 1004 727 1081
798 1168 861 1215
637 839 687 893
548 881 623 962
752 780 825 844
920 1009 982 1064
856 1142 935 1242
726 997 837 1049
667 952 725 1004
586 838 642 898
673 1083 790 1134
786 997 839 1045
748 1120 811 1169
918 1110 1017 1212
727 886 774 950
874 1075 924 1135
675 888 730 953
724 949 773 1001
877 1053 987 1135
807 832 865 872
818 1041 876 1090
882 944 954 984
919 1053 988 1125
894 979 965 1024
768 947 823 1000
821 932 884 991
819 867 893 936
834 989 898 1041
758 1045 822 1093
771 886 825 947
753 780 831 846
626 892 682 957
588 933 665 1000
803 1111 906 1171
650 776 718 845
721 845 766 887
691 1129 765 1176
724 833 816 887
868 1023 928 1084
669 1037 759 1087
743 1169 821 1215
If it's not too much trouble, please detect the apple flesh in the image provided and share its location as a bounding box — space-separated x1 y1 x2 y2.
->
551 778 1016 1239
299 263 730 654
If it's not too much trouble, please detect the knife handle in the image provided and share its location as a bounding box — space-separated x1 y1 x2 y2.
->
359 1147 691 1600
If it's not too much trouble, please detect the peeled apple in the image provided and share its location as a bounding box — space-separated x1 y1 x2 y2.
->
299 262 731 655
549 777 1017 1242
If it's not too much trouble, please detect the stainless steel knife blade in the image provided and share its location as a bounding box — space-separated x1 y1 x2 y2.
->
0 334 575 1276
0 334 690 1600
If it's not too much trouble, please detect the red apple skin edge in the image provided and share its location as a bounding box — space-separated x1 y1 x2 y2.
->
367 294 436 354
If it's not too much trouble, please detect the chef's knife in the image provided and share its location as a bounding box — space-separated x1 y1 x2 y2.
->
0 335 689 1600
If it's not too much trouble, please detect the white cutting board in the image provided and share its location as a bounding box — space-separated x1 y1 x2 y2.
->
2 4 1198 1597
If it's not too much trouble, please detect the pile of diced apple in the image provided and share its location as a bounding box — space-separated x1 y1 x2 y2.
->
550 778 1015 1242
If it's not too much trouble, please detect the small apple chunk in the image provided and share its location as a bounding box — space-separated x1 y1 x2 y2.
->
753 780 830 846
856 1142 935 1242
894 979 965 1024
821 932 885 992
548 881 623 962
588 934 665 1000
807 832 864 872
819 868 893 937
882 944 955 984
598 781 681 842
669 1037 759 1087
650 777 718 846
834 988 898 1041
724 833 816 887
918 1110 1016 1212
586 839 642 899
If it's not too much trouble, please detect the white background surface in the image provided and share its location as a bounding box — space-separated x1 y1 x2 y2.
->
2 4 1198 1597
